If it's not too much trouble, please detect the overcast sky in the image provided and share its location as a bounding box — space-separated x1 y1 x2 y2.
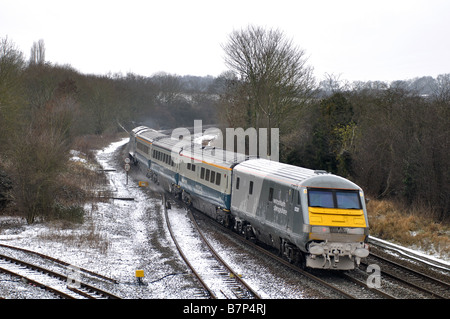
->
2 0 450 82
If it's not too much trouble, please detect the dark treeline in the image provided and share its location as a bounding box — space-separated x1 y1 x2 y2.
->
1 37 449 223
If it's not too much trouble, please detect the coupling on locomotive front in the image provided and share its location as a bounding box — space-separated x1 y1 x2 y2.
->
129 126 370 270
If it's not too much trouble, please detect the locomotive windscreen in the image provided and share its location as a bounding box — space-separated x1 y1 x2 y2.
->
308 189 361 210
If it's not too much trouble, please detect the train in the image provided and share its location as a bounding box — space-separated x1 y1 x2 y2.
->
128 126 370 270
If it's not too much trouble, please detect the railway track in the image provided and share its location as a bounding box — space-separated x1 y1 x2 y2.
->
0 245 120 299
194 212 369 299
362 251 450 299
192 208 449 299
163 194 261 299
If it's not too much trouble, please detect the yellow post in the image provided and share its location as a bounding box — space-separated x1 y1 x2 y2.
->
136 269 145 285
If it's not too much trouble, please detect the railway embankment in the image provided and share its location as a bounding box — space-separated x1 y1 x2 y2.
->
366 199 449 260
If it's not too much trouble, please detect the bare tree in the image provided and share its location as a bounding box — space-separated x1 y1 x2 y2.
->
222 25 315 134
29 39 46 65
0 36 25 152
432 73 450 105
151 72 183 104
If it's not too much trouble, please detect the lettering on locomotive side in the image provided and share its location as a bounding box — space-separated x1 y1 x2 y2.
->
273 199 287 215
272 199 285 207
273 205 287 215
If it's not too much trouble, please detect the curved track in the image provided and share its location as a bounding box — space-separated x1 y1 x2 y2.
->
163 194 261 299
194 210 449 299
362 250 449 299
0 252 120 299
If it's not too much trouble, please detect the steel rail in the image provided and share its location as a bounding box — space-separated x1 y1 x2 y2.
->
365 252 449 299
187 209 261 299
163 194 216 299
0 264 76 299
195 211 358 299
0 243 119 284
0 253 120 299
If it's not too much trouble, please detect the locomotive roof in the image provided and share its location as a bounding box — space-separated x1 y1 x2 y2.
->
234 159 361 190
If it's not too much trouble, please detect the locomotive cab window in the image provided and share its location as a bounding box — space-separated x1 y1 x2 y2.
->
249 181 253 195
336 191 361 209
308 189 361 209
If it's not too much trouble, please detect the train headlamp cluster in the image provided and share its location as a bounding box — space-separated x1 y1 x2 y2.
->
311 226 330 233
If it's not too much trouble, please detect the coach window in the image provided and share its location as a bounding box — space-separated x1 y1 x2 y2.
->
187 163 191 170
205 169 210 181
192 164 196 172
210 171 215 184
201 167 205 179
249 181 253 195
215 173 221 186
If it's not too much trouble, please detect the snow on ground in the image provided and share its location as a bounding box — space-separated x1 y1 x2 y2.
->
0 137 200 298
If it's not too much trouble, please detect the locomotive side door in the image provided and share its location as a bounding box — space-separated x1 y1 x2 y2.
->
291 187 303 233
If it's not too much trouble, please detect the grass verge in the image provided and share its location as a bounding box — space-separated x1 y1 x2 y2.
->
367 199 449 258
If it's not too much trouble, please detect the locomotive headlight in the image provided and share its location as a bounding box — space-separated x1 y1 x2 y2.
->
346 228 365 235
311 226 330 233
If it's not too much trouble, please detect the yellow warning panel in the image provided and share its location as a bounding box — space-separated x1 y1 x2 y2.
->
308 207 367 227
135 269 145 278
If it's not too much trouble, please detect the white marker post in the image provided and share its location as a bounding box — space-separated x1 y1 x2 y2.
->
124 158 131 185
